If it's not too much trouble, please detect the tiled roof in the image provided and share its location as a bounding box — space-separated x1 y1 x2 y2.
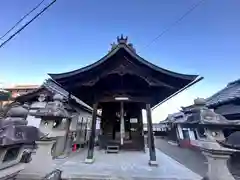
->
214 104 240 116
4 85 40 90
44 79 93 111
14 79 93 112
206 79 240 108
218 131 240 150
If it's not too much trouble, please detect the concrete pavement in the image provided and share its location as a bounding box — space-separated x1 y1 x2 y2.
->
155 137 207 177
155 137 240 180
54 148 202 180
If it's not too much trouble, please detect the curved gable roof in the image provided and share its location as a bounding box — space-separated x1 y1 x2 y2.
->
49 43 199 81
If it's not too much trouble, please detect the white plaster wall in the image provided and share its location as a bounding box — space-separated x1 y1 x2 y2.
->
74 109 92 144
177 124 184 140
188 129 196 140
26 112 41 128
26 102 47 128
69 114 78 132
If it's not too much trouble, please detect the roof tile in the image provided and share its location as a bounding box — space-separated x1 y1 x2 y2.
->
206 79 240 107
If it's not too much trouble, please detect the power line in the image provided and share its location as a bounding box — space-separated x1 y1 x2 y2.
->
0 0 56 49
142 0 206 51
0 0 45 41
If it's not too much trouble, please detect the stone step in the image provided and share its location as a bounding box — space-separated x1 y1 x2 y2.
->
106 145 119 153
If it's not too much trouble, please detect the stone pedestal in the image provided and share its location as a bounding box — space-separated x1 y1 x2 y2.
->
17 140 56 179
202 149 235 180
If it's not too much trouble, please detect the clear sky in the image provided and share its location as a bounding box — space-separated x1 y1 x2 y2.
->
1 0 240 122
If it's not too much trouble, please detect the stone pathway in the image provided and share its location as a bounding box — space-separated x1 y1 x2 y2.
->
53 148 202 180
155 137 240 180
155 137 207 177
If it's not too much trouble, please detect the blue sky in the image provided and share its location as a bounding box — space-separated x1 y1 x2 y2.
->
1 0 240 122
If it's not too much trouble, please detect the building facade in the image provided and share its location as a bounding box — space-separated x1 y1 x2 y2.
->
4 85 39 98
1 85 40 108
14 80 95 158
49 35 201 165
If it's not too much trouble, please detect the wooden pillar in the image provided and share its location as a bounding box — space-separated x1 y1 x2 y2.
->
146 103 158 166
85 103 98 163
139 108 143 136
120 101 125 145
139 108 145 151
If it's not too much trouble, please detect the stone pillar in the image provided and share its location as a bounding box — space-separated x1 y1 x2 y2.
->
85 103 98 164
202 150 235 180
146 103 157 166
18 140 56 179
120 101 125 145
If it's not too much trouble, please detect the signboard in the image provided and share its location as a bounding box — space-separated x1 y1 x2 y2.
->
130 118 138 123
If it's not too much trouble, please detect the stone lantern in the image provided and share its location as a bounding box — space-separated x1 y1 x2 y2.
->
181 98 240 180
18 93 70 179
36 94 69 139
0 104 39 179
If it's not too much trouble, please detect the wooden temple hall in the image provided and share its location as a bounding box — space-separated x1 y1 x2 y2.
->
49 35 202 165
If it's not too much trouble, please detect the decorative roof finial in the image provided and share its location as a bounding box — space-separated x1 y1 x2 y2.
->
110 42 117 50
128 43 136 53
109 35 136 53
117 34 128 44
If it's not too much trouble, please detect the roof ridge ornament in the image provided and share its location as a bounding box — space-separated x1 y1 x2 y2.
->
117 34 128 44
110 35 136 53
